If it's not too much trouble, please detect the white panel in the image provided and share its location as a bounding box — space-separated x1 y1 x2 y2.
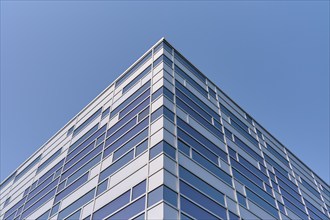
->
81 201 94 219
149 154 164 176
151 96 164 112
71 116 100 144
35 150 66 180
76 92 111 125
152 78 163 93
61 175 98 210
150 129 164 147
110 152 148 187
151 117 163 136
153 72 164 88
94 165 147 211
26 198 54 220
153 48 164 61
141 72 152 85
99 115 109 128
148 169 164 191
101 154 113 170
112 80 141 110
108 114 119 130
42 133 67 157
114 59 152 93
153 62 164 76
90 163 101 180
147 202 164 219
220 159 231 175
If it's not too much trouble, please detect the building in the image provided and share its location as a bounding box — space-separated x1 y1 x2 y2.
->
1 38 329 220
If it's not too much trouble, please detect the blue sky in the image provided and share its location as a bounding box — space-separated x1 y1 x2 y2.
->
1 1 329 183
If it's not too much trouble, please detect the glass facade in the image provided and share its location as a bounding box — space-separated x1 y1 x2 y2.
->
1 38 329 220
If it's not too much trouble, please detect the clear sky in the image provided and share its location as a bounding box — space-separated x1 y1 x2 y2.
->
1 1 329 184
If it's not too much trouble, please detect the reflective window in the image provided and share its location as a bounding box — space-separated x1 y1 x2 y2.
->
132 180 146 200
73 108 102 136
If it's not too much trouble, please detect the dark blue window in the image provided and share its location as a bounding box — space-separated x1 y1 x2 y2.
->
246 188 279 218
101 107 110 119
149 141 176 160
97 180 108 196
138 107 149 122
176 80 219 120
68 124 99 154
110 81 150 118
106 196 145 220
123 65 152 94
151 86 174 102
37 148 62 173
92 190 130 220
73 108 102 136
180 196 218 220
237 192 247 208
177 117 226 160
234 136 263 163
99 150 134 182
55 172 88 203
192 150 232 186
132 180 146 200
178 128 218 164
177 88 211 122
175 65 208 97
178 139 190 156
180 180 226 219
66 154 101 185
119 97 149 121
50 203 60 216
104 127 148 159
58 188 95 220
174 51 206 83
21 188 57 219
104 117 149 155
107 117 137 144
118 89 150 119
154 54 172 67
38 158 64 184
208 88 217 99
151 106 174 122
113 129 147 161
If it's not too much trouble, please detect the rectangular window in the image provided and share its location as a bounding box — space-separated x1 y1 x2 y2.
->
118 89 150 119
122 65 151 94
180 181 226 219
37 148 62 173
174 51 206 83
110 80 150 118
175 65 208 97
58 188 95 220
99 150 134 182
101 107 110 119
73 108 102 136
153 54 172 68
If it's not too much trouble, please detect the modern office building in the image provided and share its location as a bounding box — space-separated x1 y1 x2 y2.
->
1 38 329 220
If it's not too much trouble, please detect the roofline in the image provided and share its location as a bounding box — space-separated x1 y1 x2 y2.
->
0 37 165 187
2 37 329 188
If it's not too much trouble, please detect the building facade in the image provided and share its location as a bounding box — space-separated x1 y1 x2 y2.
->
1 38 329 220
